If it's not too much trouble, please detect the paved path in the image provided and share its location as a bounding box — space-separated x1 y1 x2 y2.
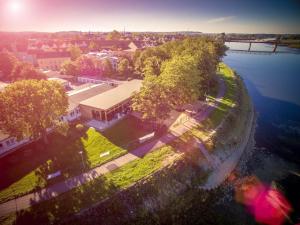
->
0 77 226 217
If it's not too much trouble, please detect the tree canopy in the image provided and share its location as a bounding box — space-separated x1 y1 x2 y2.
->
132 37 226 126
117 58 130 76
10 62 46 81
0 51 46 82
68 45 82 61
0 79 69 144
106 30 121 40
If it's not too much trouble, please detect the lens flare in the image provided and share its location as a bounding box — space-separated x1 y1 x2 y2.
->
9 1 22 13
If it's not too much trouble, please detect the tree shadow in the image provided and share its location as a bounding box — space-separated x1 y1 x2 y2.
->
13 175 119 225
0 126 91 200
34 127 91 186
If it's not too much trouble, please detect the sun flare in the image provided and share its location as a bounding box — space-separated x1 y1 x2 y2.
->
9 1 22 13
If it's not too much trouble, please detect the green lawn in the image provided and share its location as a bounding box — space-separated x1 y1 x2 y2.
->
102 115 153 150
206 63 237 127
190 63 238 149
0 127 127 204
1 145 177 225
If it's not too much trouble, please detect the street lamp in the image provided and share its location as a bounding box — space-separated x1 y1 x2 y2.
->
78 151 85 171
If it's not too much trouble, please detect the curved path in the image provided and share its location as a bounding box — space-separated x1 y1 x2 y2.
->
0 76 226 217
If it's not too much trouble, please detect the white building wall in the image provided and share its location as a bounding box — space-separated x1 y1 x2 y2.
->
0 137 30 156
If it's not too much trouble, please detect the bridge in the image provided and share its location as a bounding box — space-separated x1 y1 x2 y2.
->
226 39 279 53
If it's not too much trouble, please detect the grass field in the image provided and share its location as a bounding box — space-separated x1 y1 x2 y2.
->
0 126 128 204
102 115 153 150
206 63 237 127
191 63 238 149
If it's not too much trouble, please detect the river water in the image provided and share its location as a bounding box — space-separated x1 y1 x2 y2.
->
223 43 300 223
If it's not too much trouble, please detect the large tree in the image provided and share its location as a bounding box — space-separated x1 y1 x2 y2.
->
68 45 82 61
0 80 69 144
75 56 100 76
117 58 130 76
102 59 114 77
61 60 79 76
132 74 171 126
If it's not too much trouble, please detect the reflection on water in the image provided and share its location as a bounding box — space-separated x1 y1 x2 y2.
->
223 48 300 224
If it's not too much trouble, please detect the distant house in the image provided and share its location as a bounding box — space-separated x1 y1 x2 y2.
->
36 52 71 71
86 52 118 71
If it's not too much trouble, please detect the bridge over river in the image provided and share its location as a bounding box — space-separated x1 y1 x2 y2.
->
225 39 300 54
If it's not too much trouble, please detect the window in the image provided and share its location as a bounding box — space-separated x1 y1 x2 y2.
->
6 139 14 146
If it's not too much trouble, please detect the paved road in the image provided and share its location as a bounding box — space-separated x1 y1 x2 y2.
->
0 77 226 217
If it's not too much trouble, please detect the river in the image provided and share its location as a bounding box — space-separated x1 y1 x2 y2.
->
223 43 300 224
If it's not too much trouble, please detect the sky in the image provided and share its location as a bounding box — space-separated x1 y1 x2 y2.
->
0 0 300 33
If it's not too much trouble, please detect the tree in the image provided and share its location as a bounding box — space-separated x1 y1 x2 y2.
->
117 58 130 76
102 59 113 77
0 80 69 144
68 45 82 61
0 51 18 80
10 62 46 81
160 55 202 107
75 56 100 76
106 30 121 40
143 56 163 76
61 60 79 76
132 74 172 126
88 41 100 52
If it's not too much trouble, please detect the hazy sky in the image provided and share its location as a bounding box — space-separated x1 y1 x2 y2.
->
0 0 300 33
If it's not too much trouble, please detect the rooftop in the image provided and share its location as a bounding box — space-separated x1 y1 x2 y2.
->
80 79 142 111
68 83 113 111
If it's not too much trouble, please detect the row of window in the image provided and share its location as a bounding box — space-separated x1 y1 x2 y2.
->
0 138 16 150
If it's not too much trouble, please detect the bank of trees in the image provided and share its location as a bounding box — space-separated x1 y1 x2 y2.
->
61 55 114 77
0 51 45 81
132 37 226 126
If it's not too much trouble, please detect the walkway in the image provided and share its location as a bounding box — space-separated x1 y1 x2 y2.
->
0 77 226 217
